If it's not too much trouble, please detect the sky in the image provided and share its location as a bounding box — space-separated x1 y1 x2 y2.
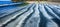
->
0 0 11 1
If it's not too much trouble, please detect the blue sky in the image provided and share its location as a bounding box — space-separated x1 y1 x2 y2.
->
0 0 11 1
